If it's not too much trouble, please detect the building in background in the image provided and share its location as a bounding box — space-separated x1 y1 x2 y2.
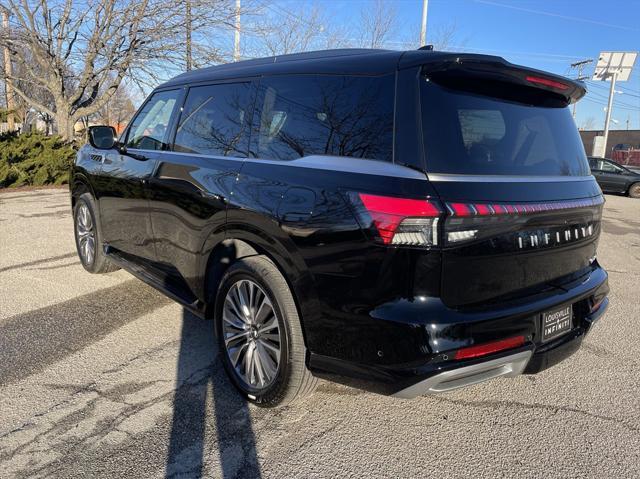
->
579 130 640 160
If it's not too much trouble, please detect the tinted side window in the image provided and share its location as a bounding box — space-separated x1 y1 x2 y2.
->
600 160 623 173
173 83 252 157
252 75 394 162
127 90 180 150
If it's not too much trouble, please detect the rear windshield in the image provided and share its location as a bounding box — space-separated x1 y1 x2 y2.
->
420 79 590 176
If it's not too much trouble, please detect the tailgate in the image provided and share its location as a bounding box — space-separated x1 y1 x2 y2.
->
433 179 603 307
417 60 603 307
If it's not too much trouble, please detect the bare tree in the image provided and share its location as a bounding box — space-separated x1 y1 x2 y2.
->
0 0 238 141
359 0 397 49
580 117 596 131
247 3 346 57
11 49 56 125
178 0 241 69
92 81 136 132
397 19 468 51
429 21 469 51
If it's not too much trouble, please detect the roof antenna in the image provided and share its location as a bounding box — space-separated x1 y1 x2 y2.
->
419 45 434 51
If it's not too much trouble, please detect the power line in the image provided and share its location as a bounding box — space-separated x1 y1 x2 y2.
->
569 59 593 118
257 0 318 29
581 97 639 112
474 0 640 32
586 80 640 97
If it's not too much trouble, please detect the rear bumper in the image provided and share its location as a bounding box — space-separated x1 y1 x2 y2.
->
308 265 609 397
392 350 532 398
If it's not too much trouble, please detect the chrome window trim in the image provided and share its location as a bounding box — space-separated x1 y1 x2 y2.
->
146 150 595 183
159 151 428 180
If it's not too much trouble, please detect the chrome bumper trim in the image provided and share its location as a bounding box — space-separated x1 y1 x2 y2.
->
393 350 533 399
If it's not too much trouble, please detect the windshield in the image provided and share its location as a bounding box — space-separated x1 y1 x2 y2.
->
420 79 590 176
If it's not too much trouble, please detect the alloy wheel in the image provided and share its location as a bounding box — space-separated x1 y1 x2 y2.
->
222 279 282 389
76 203 95 266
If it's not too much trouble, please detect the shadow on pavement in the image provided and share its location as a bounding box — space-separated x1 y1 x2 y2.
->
0 252 77 273
166 310 262 478
0 279 172 385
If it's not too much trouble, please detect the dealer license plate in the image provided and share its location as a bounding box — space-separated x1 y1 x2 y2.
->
541 304 573 342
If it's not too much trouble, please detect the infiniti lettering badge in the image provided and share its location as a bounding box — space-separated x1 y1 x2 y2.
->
516 223 595 250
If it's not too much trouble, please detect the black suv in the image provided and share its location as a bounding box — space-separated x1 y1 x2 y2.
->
71 49 609 406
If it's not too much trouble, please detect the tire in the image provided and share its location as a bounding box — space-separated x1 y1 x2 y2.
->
215 255 318 407
628 182 640 199
73 192 120 274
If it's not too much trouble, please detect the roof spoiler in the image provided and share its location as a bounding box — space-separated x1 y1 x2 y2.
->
404 53 586 105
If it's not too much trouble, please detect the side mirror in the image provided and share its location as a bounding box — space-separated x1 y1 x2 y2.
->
88 125 117 150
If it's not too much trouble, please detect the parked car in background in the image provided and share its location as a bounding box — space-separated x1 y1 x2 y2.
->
70 48 609 407
589 157 640 198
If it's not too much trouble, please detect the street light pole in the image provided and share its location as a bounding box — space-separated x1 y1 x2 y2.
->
233 0 241 62
2 7 15 131
420 0 428 46
602 71 618 159
185 0 192 71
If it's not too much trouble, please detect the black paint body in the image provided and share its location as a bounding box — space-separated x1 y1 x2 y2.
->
71 49 609 395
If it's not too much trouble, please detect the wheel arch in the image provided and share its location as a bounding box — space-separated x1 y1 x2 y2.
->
201 225 316 347
70 172 97 207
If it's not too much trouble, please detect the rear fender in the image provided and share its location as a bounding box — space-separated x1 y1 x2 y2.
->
200 219 317 344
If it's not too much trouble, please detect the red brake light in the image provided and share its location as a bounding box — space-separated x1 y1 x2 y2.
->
357 193 441 246
526 75 569 91
590 296 606 313
445 197 604 218
449 202 472 217
454 335 526 360
474 204 491 215
444 197 604 246
358 194 440 217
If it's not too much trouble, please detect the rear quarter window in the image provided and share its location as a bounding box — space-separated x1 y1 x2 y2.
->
421 79 590 176
252 74 394 162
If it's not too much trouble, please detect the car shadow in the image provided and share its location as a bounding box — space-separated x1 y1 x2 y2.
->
165 309 262 478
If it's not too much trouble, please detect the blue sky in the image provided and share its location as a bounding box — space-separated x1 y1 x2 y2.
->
274 0 640 130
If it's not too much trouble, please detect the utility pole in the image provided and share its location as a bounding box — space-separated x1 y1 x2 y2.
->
626 114 630 131
420 0 428 46
602 71 618 159
569 59 593 119
2 7 15 131
185 0 192 71
591 51 637 157
233 0 241 62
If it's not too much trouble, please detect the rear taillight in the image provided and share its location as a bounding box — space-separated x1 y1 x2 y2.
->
353 193 442 247
444 197 604 248
590 296 606 313
349 194 603 251
454 335 526 360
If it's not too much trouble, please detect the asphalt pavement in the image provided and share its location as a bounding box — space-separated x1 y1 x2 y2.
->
0 188 639 478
